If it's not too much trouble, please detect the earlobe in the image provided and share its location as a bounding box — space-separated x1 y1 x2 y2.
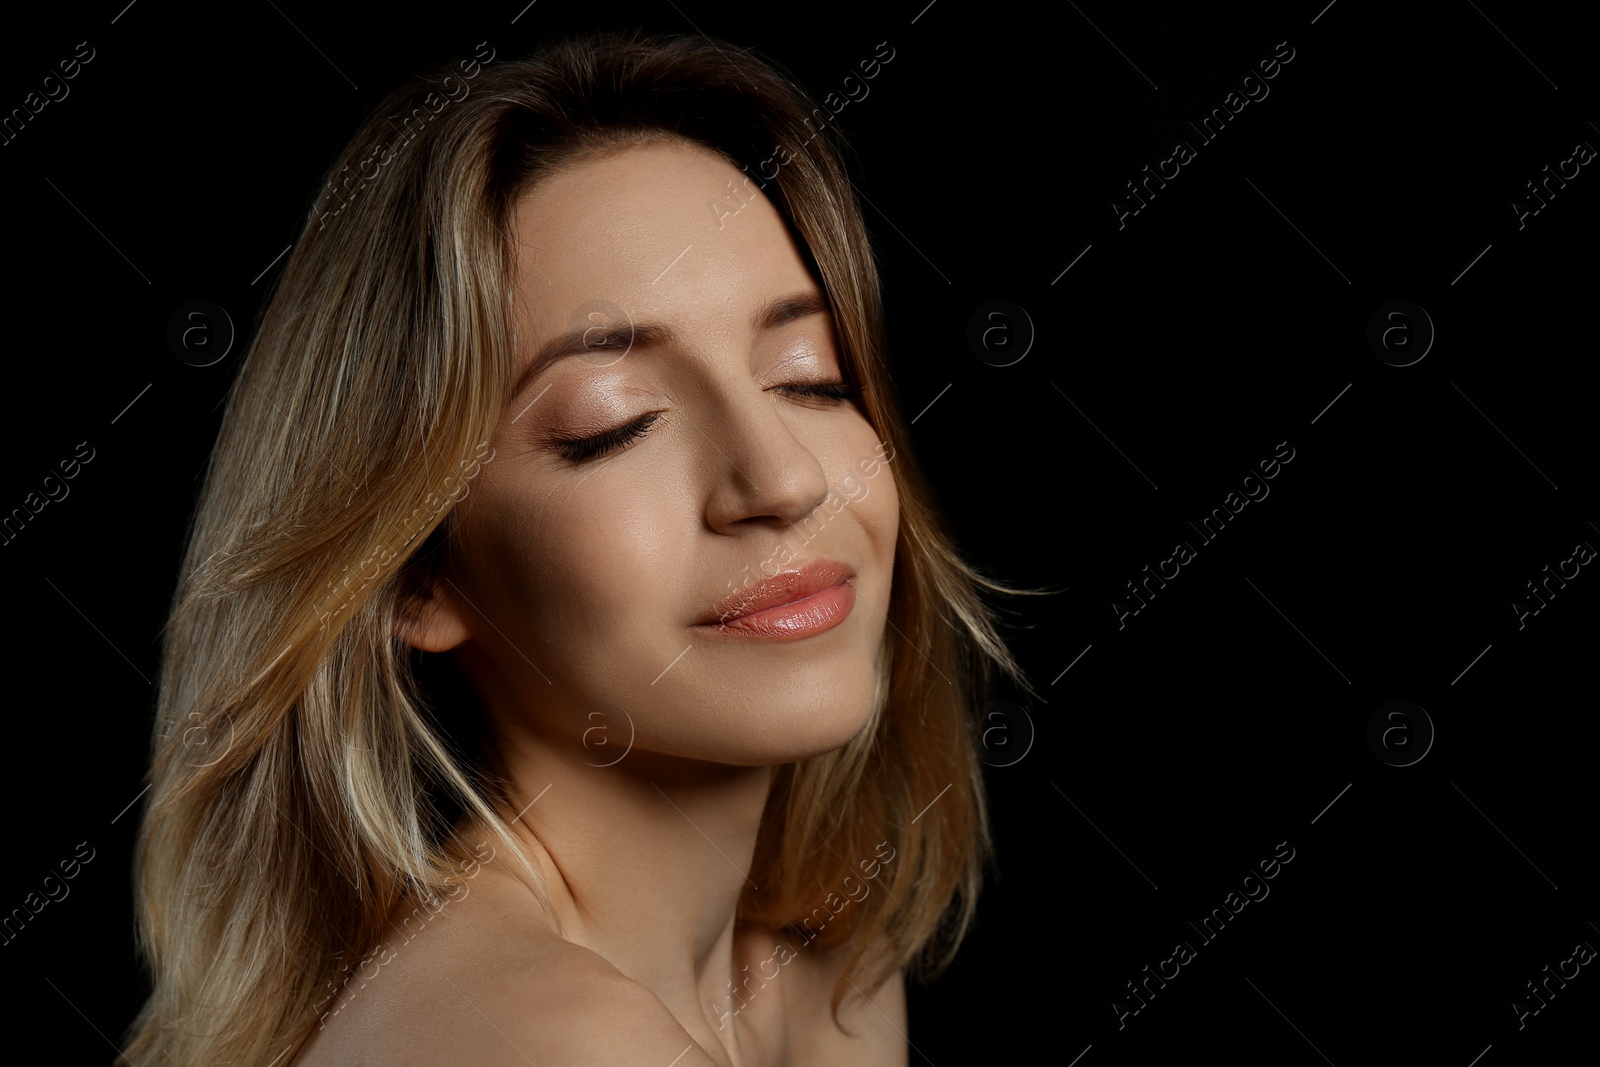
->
394 581 472 653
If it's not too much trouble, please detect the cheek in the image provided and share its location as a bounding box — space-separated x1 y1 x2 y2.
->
466 465 686 640
864 465 900 559
527 487 681 621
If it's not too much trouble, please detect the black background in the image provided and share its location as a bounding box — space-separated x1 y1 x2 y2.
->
2 1 1595 1063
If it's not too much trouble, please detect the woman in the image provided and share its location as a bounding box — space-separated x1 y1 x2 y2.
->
123 28 1031 1066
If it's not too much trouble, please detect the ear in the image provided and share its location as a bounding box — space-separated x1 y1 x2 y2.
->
394 568 472 653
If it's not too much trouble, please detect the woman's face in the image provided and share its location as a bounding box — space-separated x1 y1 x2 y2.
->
408 139 899 768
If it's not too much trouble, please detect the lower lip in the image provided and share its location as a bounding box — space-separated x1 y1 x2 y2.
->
698 579 856 640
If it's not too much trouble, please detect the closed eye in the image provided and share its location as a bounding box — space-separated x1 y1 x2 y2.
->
552 381 861 465
554 411 664 465
772 380 862 402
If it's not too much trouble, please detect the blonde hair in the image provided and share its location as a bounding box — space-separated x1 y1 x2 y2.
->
124 28 1033 1065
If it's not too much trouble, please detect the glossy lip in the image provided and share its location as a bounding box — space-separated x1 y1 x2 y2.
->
695 559 856 640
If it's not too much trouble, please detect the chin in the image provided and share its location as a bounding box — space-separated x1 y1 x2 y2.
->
762 703 877 765
730 667 883 766
651 674 881 768
637 617 889 766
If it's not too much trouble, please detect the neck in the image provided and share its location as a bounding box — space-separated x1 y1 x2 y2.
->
480 734 776 1042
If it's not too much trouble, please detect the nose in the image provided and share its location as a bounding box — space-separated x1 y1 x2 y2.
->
701 388 832 535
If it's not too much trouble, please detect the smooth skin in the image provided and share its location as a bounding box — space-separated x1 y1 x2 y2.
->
293 139 905 1065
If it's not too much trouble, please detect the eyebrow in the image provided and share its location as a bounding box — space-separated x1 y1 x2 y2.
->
508 289 832 404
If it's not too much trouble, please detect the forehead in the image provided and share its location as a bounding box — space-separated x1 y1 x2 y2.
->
509 139 817 339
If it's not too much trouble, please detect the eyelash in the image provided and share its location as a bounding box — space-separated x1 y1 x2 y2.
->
554 381 863 465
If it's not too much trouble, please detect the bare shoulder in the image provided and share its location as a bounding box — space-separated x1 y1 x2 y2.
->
775 931 909 1066
293 865 716 1067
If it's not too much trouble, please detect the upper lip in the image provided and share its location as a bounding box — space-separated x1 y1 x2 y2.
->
698 559 855 624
